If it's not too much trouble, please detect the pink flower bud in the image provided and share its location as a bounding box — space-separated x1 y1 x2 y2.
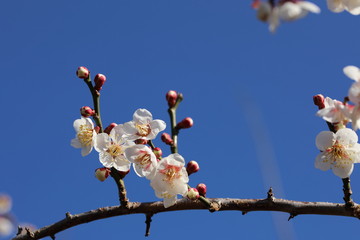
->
135 139 148 145
186 160 199 175
80 106 95 117
166 90 178 107
153 147 162 158
196 183 207 197
161 133 173 145
95 167 111 182
313 94 325 109
94 74 106 91
94 126 100 133
176 117 193 129
186 188 200 200
104 123 117 135
76 66 89 79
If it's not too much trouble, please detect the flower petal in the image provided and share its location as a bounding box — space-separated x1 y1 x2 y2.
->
298 1 321 13
335 128 358 145
332 162 354 178
316 131 335 151
344 65 360 82
95 133 110 152
133 109 153 124
327 0 345 12
315 153 331 171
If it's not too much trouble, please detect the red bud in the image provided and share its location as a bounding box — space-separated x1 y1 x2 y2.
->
176 117 193 129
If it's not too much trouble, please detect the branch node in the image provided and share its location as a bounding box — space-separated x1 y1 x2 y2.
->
145 213 154 237
267 187 275 202
209 201 221 212
50 235 56 240
288 213 297 221
65 212 73 219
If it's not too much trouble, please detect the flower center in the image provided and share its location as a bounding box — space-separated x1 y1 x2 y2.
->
326 141 350 162
135 123 151 137
77 125 94 146
135 152 151 166
107 144 123 158
160 165 182 182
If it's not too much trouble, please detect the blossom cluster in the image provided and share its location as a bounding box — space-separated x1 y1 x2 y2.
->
315 65 360 178
253 0 360 32
71 108 190 208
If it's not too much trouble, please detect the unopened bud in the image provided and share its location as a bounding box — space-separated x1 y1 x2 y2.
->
104 123 117 135
153 147 162 158
135 139 148 145
95 167 111 182
186 188 199 200
166 90 178 107
313 94 325 109
196 183 207 197
161 133 173 145
94 126 100 133
176 117 193 129
80 106 95 117
94 74 106 91
76 66 89 79
186 160 199 175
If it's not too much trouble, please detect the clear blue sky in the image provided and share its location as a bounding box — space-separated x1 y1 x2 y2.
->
1 1 360 239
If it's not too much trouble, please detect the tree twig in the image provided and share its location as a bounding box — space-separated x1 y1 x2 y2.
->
12 197 360 240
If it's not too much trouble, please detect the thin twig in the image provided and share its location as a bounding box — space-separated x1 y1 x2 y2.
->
144 213 153 237
110 168 129 208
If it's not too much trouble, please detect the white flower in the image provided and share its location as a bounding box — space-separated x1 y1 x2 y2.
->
71 117 97 156
0 216 14 237
327 0 360 15
316 97 351 123
95 124 134 171
343 65 360 130
123 109 166 141
124 145 158 179
253 1 280 33
315 128 360 178
279 1 320 21
150 154 189 208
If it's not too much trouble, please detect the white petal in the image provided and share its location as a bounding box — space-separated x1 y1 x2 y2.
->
133 109 153 124
279 2 304 21
81 145 92 156
332 162 354 178
349 82 360 104
70 138 82 148
0 216 14 236
95 133 110 152
99 152 114 168
0 195 12 215
344 65 360 82
110 124 126 141
335 128 358 145
316 131 335 151
327 0 345 12
298 1 321 13
315 154 332 171
269 7 280 33
73 118 87 132
346 0 360 14
150 119 166 132
163 195 177 208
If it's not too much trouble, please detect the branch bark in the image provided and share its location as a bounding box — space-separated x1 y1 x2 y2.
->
12 197 360 240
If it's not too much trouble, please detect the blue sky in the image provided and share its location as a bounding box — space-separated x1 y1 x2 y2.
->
1 0 360 239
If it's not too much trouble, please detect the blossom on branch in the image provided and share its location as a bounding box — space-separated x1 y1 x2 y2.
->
123 109 166 140
150 154 189 208
316 97 351 123
71 117 97 156
124 145 158 179
343 65 360 130
315 128 360 178
95 125 134 171
327 0 360 15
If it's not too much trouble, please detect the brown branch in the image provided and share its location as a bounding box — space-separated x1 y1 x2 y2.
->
12 197 360 240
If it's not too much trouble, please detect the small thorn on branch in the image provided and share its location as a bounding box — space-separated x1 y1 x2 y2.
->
145 213 154 237
288 213 297 221
242 211 248 215
50 235 56 240
25 227 34 238
267 187 275 201
16 226 23 235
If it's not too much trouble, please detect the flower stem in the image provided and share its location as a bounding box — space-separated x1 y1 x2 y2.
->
83 75 103 133
167 94 183 154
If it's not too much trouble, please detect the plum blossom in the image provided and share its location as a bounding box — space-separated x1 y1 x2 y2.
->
252 0 280 32
316 97 351 123
124 145 158 179
123 109 166 141
95 124 134 171
315 128 360 178
0 194 14 237
150 154 189 208
327 0 360 15
71 117 97 156
343 65 360 130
